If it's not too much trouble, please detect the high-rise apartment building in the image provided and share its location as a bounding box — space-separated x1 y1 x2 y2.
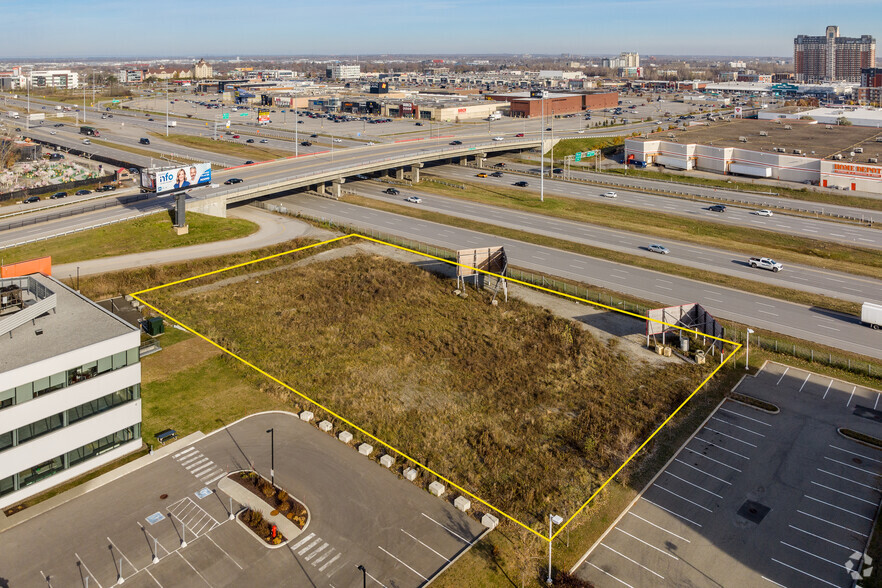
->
794 26 875 83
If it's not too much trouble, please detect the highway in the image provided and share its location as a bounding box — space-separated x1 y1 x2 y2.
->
269 193 882 360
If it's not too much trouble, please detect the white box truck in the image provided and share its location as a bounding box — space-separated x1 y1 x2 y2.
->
7 111 19 119
861 302 882 329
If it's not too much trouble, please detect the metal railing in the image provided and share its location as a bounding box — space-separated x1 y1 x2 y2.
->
0 193 151 232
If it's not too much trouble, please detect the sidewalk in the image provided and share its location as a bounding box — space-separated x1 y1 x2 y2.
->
217 475 306 541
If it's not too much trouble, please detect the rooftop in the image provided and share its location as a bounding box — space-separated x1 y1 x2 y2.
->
0 274 137 373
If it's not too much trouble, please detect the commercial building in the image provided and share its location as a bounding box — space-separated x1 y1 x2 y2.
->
794 26 875 83
118 66 148 84
0 273 142 509
327 64 361 80
487 91 618 117
28 70 79 89
858 67 882 105
193 58 213 80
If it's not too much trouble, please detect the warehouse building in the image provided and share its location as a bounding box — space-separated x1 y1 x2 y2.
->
486 91 618 117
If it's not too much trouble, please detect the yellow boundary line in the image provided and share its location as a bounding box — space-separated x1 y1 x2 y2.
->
131 234 741 542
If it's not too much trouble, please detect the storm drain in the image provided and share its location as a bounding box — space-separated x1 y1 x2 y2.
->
737 500 771 524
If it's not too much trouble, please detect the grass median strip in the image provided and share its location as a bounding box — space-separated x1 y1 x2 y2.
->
342 193 862 317
152 133 293 160
419 176 882 279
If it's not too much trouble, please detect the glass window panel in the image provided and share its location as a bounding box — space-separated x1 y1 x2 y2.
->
97 356 113 374
0 430 12 451
49 372 65 387
15 383 33 403
0 474 14 497
112 352 127 369
127 348 139 366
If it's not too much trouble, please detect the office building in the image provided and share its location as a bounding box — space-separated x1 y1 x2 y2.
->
28 70 79 89
326 64 361 80
0 274 142 509
603 52 640 70
794 26 875 83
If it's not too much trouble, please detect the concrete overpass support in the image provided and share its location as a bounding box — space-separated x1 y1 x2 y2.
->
459 157 469 166
477 153 487 168
410 163 424 183
190 193 227 218
331 178 345 199
395 168 405 180
315 183 326 196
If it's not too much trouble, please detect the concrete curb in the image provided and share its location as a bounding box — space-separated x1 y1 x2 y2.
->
218 474 307 548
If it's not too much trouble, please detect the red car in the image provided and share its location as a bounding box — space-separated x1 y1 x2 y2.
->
515 133 525 137
232 134 240 139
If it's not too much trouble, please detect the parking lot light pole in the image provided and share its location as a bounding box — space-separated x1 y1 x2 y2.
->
547 514 563 585
357 565 366 588
746 328 754 370
266 428 274 486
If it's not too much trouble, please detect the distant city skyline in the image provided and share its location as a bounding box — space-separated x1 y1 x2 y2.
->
1 0 879 59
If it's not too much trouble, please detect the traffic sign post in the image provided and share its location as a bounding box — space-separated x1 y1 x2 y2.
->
222 113 229 120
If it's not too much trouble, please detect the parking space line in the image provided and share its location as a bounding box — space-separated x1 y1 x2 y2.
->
846 386 856 407
319 553 341 572
805 495 874 521
107 536 138 578
654 484 713 512
693 437 751 459
711 417 766 437
818 468 882 492
875 392 880 410
789 525 858 552
674 459 733 485
143 567 164 588
641 497 703 527
811 481 879 506
718 407 772 426
823 380 833 399
401 529 450 562
614 528 679 560
776 367 790 385
781 541 852 568
762 576 790 587
627 512 691 542
663 471 724 498
771 558 840 587
703 426 758 448
139 525 172 560
364 570 389 588
421 512 470 544
798 374 811 392
585 561 635 588
205 533 243 570
683 447 742 472
176 551 212 587
824 457 882 477
797 510 868 537
829 445 882 465
378 546 428 581
600 544 664 579
73 553 104 588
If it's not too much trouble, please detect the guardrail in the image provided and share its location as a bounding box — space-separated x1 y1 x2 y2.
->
0 193 150 232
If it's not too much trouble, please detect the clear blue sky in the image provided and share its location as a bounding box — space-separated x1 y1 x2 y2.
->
0 0 878 59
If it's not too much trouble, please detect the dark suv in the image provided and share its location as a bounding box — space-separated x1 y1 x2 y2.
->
708 204 727 213
383 188 400 195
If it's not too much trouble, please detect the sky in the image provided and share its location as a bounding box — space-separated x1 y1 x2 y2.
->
0 0 879 59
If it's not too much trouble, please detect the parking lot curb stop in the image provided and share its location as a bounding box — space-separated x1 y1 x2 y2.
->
358 443 373 456
299 410 314 422
338 431 353 443
454 496 471 512
403 467 418 481
481 513 499 529
318 420 333 432
379 454 394 468
429 481 445 497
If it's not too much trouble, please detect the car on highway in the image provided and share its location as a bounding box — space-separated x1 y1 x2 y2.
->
139 138 150 145
82 139 91 145
246 138 254 143
260 139 269 143
514 181 529 187
53 123 63 127
232 134 240 139
49 130 57 135
383 188 400 195
310 134 318 138
755 209 773 216
552 168 563 174
24 196 40 203
245 160 255 164
148 118 154 121
96 185 116 192
414 122 423 126
708 204 727 212
601 191 618 198
492 136 504 141
515 133 525 137
546 127 552 131
449 140 462 145
648 244 670 254
300 141 312 146
50 191 67 199
405 196 423 204
224 178 243 185
476 172 488 178
75 189 91 195
332 138 342 143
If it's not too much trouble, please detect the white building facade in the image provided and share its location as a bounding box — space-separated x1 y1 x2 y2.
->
327 64 361 80
28 70 79 89
0 274 142 509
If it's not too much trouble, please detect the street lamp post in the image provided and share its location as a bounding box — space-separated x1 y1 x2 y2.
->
294 98 298 157
357 565 366 588
166 80 169 137
547 514 563 585
266 428 274 486
539 91 547 203
745 328 755 370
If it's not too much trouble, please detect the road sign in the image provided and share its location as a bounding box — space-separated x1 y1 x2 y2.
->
222 113 229 120
111 100 120 104
574 152 582 162
583 150 596 158
239 113 248 117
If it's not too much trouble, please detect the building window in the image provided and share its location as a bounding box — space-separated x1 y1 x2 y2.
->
67 385 139 425
67 425 137 468
0 430 12 451
16 413 63 444
0 474 15 497
18 456 64 488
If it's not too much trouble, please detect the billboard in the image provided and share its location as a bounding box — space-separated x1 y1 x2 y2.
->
258 108 270 124
141 163 211 194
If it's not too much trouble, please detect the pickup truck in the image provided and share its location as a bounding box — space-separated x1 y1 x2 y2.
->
749 257 783 272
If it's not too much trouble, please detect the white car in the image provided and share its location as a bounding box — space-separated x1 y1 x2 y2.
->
82 139 91 145
755 209 773 217
332 138 342 143
492 136 504 141
259 139 268 143
601 191 618 198
49 130 56 135
405 196 422 204
648 244 670 255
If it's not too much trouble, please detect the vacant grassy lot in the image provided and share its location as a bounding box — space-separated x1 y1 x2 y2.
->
153 133 292 161
144 251 712 530
547 136 625 158
0 211 257 265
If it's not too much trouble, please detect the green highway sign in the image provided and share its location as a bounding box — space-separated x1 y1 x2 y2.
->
574 152 581 162
111 100 120 104
240 113 248 117
583 150 596 158
222 113 229 119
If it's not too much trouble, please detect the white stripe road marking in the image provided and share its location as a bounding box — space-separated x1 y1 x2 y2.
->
206 533 243 570
401 529 450 562
641 497 703 527
771 558 841 588
810 481 878 505
190 463 216 477
305 543 329 562
73 554 105 588
817 469 881 492
817 325 840 331
823 380 833 399
421 512 470 544
804 495 874 521
311 547 334 566
176 551 212 587
664 471 724 498
107 536 137 578
798 374 811 392
185 458 209 470
600 544 664 579
364 570 389 588
824 457 882 478
776 367 790 385
378 546 428 581
179 454 203 466
703 426 758 448
876 392 880 410
203 471 226 485
711 416 766 437
299 537 323 555
797 510 868 537
674 459 733 485
693 437 751 460
846 386 856 407
757 310 778 316
627 512 691 543
653 484 713 512
789 525 860 552
829 445 882 465
290 532 315 551
718 407 772 426
584 561 635 588
174 447 196 458
614 528 679 560
318 553 341 573
781 541 854 568
762 576 790 588
683 447 742 472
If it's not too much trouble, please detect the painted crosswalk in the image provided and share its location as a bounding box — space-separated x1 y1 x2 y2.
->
167 496 221 538
289 532 347 578
172 446 227 486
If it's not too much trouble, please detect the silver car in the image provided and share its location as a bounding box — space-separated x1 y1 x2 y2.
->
648 244 670 254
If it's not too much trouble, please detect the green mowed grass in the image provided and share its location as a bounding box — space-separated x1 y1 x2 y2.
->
153 133 293 160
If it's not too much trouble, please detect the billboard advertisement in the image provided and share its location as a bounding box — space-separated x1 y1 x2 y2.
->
258 108 270 124
141 163 212 194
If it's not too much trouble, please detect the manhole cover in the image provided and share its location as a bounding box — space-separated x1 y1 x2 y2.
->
737 500 771 524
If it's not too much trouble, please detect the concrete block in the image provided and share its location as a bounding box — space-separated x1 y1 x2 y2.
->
358 443 373 456
380 454 394 468
318 420 333 432
454 496 471 512
403 467 418 481
482 513 499 530
428 481 445 497
338 431 353 444
299 410 314 422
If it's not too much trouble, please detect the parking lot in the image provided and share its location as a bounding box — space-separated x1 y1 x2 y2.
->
0 412 486 588
574 361 882 588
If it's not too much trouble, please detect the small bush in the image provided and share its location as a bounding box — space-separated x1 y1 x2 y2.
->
246 509 263 527
260 481 275 498
554 570 595 587
277 490 288 502
278 501 291 513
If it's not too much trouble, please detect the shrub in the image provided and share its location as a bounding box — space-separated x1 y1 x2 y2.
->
261 481 275 498
246 509 263 527
278 501 291 513
277 490 288 502
554 571 595 587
